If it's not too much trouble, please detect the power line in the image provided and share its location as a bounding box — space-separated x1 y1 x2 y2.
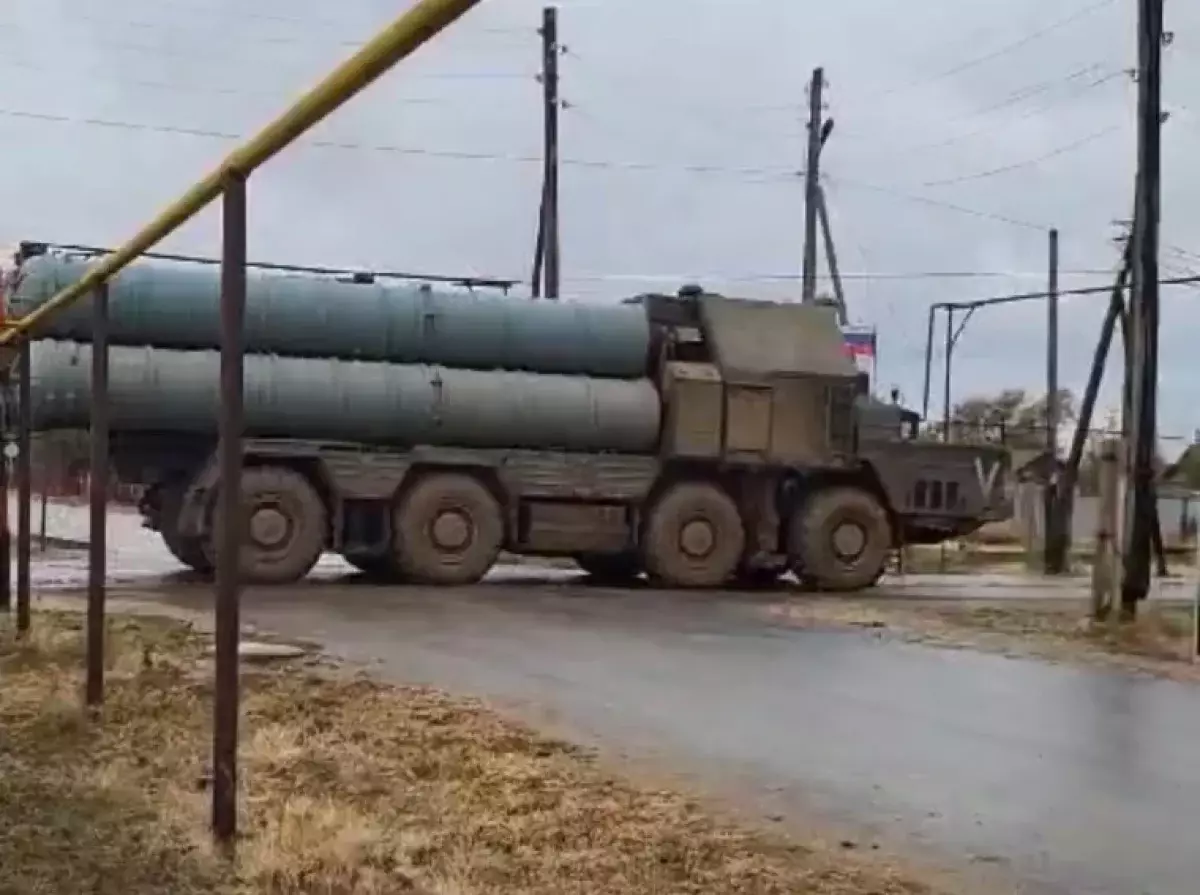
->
0 14 367 49
564 268 1121 285
0 57 454 104
837 61 1111 139
12 0 377 32
0 105 805 182
22 9 534 42
887 68 1127 157
855 0 1120 104
965 63 1116 118
937 273 1200 311
0 23 535 78
560 46 806 139
821 174 1050 231
919 122 1124 187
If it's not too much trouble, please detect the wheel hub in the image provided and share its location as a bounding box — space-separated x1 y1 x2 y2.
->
249 505 290 550
679 518 716 559
832 521 867 561
431 509 472 551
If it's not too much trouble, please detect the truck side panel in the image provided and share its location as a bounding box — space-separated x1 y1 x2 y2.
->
500 451 659 555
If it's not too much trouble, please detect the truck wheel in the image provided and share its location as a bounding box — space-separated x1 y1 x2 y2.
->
790 487 891 592
642 482 744 589
158 481 213 575
392 473 503 586
575 552 642 584
212 467 327 585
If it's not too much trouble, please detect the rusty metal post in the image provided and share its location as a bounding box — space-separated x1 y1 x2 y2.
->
16 340 31 633
38 484 47 552
942 306 954 441
86 284 109 709
212 172 247 846
0 370 10 614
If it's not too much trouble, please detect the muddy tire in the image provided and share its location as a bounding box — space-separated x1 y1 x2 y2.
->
392 473 503 586
575 552 641 584
641 481 744 589
789 487 891 593
158 480 214 575
211 466 327 585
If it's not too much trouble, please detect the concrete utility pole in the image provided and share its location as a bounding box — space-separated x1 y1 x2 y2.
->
531 5 561 299
801 66 824 305
814 115 848 325
1120 0 1165 619
1043 228 1060 573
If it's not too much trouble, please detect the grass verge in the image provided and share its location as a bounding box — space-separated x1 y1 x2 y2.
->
773 597 1200 681
1 610 941 895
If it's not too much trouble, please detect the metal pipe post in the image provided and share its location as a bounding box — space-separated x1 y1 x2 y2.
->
16 341 31 634
921 304 936 421
212 173 247 846
38 486 47 552
86 284 109 709
942 306 954 441
0 370 10 614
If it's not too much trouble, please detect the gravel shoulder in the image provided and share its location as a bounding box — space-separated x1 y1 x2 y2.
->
1 608 955 895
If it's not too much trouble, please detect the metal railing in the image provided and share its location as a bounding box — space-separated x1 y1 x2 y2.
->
0 0 486 847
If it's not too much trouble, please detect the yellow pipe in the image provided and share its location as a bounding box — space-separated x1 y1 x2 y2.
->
0 0 484 346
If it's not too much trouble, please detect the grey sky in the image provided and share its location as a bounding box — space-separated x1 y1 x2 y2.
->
1 0 1196 453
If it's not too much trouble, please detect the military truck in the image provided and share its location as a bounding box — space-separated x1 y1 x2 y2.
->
105 287 1011 591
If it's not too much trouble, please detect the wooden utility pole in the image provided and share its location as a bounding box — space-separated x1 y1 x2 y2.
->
801 67 824 305
1121 0 1165 619
1043 228 1060 573
531 5 561 299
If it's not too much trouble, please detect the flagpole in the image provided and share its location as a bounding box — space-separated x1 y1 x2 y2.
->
871 326 878 395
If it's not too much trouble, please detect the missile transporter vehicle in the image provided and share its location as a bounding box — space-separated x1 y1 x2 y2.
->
7 246 1012 590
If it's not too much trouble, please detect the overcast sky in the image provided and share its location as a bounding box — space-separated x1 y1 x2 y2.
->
0 0 1196 453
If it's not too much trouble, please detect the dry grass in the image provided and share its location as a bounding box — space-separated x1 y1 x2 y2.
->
0 610 942 895
773 597 1200 680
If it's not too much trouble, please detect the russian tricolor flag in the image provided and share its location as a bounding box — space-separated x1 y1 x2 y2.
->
841 326 876 359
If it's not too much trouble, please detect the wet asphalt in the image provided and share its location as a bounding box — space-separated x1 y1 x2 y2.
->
60 565 1195 895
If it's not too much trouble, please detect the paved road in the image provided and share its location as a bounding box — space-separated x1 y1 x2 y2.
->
79 571 1199 895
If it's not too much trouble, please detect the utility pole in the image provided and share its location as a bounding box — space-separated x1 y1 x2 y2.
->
531 5 561 299
815 185 847 323
1043 228 1060 573
801 66 824 305
1121 0 1165 619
